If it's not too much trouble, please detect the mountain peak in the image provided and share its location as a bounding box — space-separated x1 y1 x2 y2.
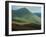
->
17 8 30 13
12 8 32 17
18 8 28 10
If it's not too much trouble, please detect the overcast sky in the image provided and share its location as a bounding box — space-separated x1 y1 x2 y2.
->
12 5 41 13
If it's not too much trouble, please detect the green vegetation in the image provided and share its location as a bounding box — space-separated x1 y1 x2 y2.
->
12 8 41 31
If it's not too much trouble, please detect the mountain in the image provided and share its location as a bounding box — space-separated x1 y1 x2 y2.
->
12 8 32 17
12 8 41 25
33 13 41 17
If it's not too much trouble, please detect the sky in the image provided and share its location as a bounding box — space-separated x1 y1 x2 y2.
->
12 5 41 13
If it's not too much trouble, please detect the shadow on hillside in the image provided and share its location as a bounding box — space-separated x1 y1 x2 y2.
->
12 23 41 31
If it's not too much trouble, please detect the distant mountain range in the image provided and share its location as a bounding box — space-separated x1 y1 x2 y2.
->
33 13 41 17
12 8 41 25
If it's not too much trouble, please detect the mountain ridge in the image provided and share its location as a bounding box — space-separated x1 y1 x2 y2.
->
12 8 41 25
